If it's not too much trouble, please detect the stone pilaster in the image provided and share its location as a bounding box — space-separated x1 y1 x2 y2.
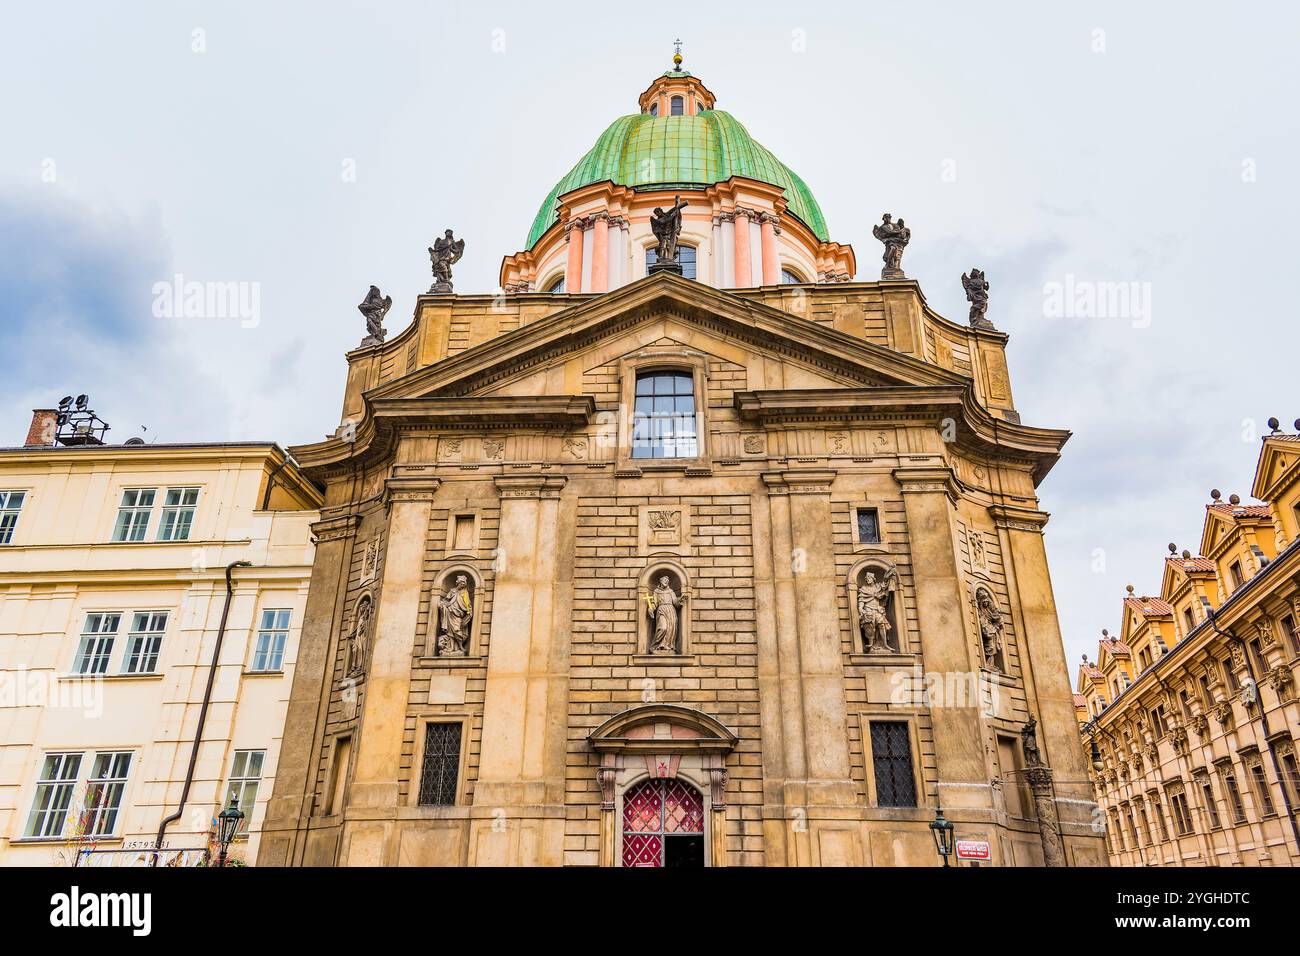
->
257 512 358 866
893 466 990 811
468 474 571 865
338 477 439 864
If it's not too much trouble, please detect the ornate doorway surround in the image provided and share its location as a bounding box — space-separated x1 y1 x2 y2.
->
588 704 738 867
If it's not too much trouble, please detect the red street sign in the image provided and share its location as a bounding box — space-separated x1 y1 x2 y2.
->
955 839 991 861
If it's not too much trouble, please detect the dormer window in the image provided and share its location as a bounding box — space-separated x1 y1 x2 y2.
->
670 95 684 116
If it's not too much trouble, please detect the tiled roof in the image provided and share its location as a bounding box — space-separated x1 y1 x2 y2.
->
1124 596 1173 617
1100 639 1131 658
1080 664 1103 679
1072 694 1087 707
1166 555 1215 573
1209 502 1272 520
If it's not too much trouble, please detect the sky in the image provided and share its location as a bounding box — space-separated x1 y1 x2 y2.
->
2 1 1298 674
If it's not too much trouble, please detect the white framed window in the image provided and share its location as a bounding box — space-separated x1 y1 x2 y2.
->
112 488 156 542
0 490 26 544
157 487 199 541
24 750 132 839
25 752 83 838
223 750 265 835
122 611 168 675
72 612 122 675
631 371 698 459
251 608 291 672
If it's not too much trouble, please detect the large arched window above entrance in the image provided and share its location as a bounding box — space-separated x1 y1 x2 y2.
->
645 244 697 280
622 777 704 867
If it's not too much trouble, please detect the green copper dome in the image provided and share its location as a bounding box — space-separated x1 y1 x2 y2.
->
525 110 830 249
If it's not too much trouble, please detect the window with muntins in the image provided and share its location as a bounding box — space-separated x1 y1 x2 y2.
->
112 488 155 541
224 750 265 835
25 752 83 838
252 608 291 671
122 611 167 674
645 245 696 280
157 487 199 541
856 507 881 544
417 723 461 806
870 721 916 807
0 490 26 544
73 613 121 675
621 777 704 867
631 371 698 459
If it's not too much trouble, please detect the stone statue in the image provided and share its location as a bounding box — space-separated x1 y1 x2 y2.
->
976 587 1003 671
428 229 465 294
962 268 994 329
646 574 687 653
648 196 689 273
857 565 899 651
357 285 392 346
347 596 373 677
872 213 911 279
437 574 473 655
1021 716 1043 768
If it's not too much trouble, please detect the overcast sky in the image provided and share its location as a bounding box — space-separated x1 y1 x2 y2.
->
3 1 1298 673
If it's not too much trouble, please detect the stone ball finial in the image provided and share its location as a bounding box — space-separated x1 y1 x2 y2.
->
1126 584 1135 595
1101 628 1109 638
1182 549 1191 559
1268 417 1281 431
1294 419 1300 432
1210 489 1221 501
1229 493 1241 505
1168 542 1177 554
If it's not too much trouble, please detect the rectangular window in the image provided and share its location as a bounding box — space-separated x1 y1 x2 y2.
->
122 611 168 674
1247 759 1276 816
1248 639 1266 677
1170 791 1193 835
1223 658 1239 692
631 371 698 459
1139 648 1152 670
869 721 917 808
644 245 697 280
112 488 156 542
157 487 199 541
417 723 462 806
1282 615 1299 657
223 750 265 835
251 608 291 672
1149 705 1167 738
1200 779 1221 829
72 612 121 674
856 507 881 545
1229 560 1244 589
1199 675 1213 710
1183 606 1196 633
1149 793 1169 841
328 737 352 816
1280 749 1300 807
25 752 83 838
1223 770 1247 823
0 490 26 544
82 751 132 836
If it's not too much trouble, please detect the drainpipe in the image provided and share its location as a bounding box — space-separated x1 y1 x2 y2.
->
152 560 252 865
1206 606 1300 856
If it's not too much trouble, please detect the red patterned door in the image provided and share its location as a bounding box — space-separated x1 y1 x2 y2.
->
621 778 704 867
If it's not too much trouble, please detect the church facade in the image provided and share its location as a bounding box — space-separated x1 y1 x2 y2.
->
257 59 1105 867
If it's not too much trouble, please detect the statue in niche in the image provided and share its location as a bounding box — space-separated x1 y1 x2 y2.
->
857 565 899 651
357 285 392 346
976 587 1004 671
646 573 687 654
872 213 911 279
437 574 474 656
347 595 373 678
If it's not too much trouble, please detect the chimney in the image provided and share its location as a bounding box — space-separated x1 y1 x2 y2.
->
25 409 58 447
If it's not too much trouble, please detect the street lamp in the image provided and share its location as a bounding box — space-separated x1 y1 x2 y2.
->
1090 736 1105 772
929 804 955 867
216 794 244 868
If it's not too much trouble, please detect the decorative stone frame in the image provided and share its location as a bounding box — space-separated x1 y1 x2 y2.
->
846 556 907 655
407 714 473 809
321 733 353 819
616 348 711 473
588 704 738 867
442 509 483 559
849 499 892 552
427 563 485 659
636 559 692 660
859 711 927 813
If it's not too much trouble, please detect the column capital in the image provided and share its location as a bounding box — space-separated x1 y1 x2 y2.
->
494 474 568 499
310 512 360 543
891 466 960 505
761 468 837 496
383 475 441 506
988 503 1051 533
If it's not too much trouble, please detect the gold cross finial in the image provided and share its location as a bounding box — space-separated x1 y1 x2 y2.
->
672 38 683 69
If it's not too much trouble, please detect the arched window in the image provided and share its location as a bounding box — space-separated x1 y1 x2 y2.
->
670 95 684 116
631 371 697 459
645 244 696 280
621 777 704 867
780 268 804 284
544 275 565 293
648 102 658 117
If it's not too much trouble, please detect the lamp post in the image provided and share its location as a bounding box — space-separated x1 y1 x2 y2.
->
930 804 955 867
216 795 244 868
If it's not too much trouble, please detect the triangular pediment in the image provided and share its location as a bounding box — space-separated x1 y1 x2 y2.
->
368 273 968 403
1252 437 1300 500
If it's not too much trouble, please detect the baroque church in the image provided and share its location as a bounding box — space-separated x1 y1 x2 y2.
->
258 55 1106 867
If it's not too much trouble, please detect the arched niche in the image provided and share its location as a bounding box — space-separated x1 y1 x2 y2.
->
429 564 483 658
847 557 905 653
639 559 691 656
971 583 1007 673
588 704 738 868
345 590 374 680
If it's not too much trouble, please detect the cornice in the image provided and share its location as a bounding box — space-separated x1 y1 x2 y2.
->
761 468 837 496
494 475 568 499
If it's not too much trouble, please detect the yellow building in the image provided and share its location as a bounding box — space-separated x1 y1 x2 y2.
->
258 60 1105 868
0 406 320 865
1077 419 1300 866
